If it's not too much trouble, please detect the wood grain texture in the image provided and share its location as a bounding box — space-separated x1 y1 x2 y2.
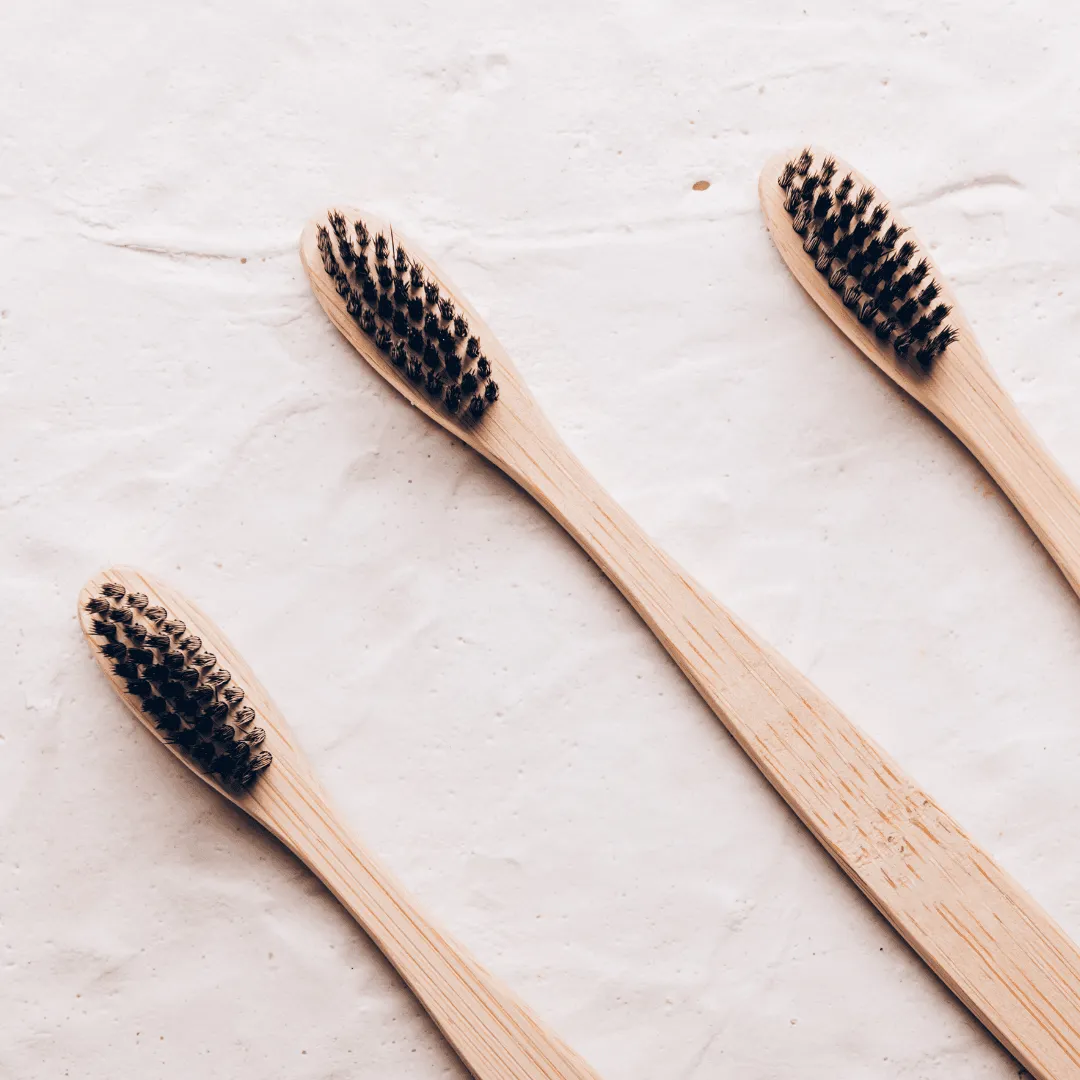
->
77 567 605 1080
759 147 1080 601
303 210 1080 1080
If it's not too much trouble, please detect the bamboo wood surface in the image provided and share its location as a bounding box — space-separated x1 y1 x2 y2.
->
77 567 605 1080
303 209 1080 1080
759 148 1080 601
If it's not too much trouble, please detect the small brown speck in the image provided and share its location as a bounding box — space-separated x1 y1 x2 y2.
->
692 180 710 191
240 257 247 264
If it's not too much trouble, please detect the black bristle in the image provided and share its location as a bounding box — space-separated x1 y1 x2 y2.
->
784 189 802 215
484 381 499 403
102 583 126 599
143 695 168 717
828 267 847 292
469 395 486 418
813 191 832 219
102 641 127 659
857 297 878 326
329 212 353 267
864 238 884 263
235 706 256 727
144 633 169 650
126 624 147 645
928 303 951 327
847 251 868 277
326 217 497 416
819 215 838 245
778 162 797 190
249 751 273 774
126 678 153 699
837 202 855 230
933 326 958 353
869 206 888 232
445 385 462 412
803 232 820 256
109 605 133 625
113 661 139 680
126 593 148 611
476 356 491 380
842 283 861 309
882 224 903 250
820 157 837 185
894 331 913 356
145 606 167 624
460 371 479 396
795 149 813 175
162 619 186 637
800 175 819 201
91 619 116 638
835 175 853 201
896 241 916 267
792 206 811 237
85 596 110 614
910 316 934 340
849 221 871 248
918 282 940 307
814 248 832 274
832 235 853 260
128 648 153 667
854 188 874 215
897 298 919 324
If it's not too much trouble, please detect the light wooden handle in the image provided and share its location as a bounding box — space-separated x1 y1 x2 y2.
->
508 433 1080 1080
936 362 1080 601
252 770 603 1080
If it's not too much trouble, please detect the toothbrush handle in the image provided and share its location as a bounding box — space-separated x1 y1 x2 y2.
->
256 774 604 1080
938 361 1080 602
515 432 1080 1080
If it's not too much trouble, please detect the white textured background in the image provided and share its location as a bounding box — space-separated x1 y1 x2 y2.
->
3 2 1080 1077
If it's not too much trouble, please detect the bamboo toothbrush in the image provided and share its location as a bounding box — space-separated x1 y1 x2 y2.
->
78 568 605 1080
304 208 1080 1080
759 146 1080 599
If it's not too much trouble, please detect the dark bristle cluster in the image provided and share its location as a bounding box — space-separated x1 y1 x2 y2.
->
317 214 499 418
86 585 271 789
778 150 957 373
